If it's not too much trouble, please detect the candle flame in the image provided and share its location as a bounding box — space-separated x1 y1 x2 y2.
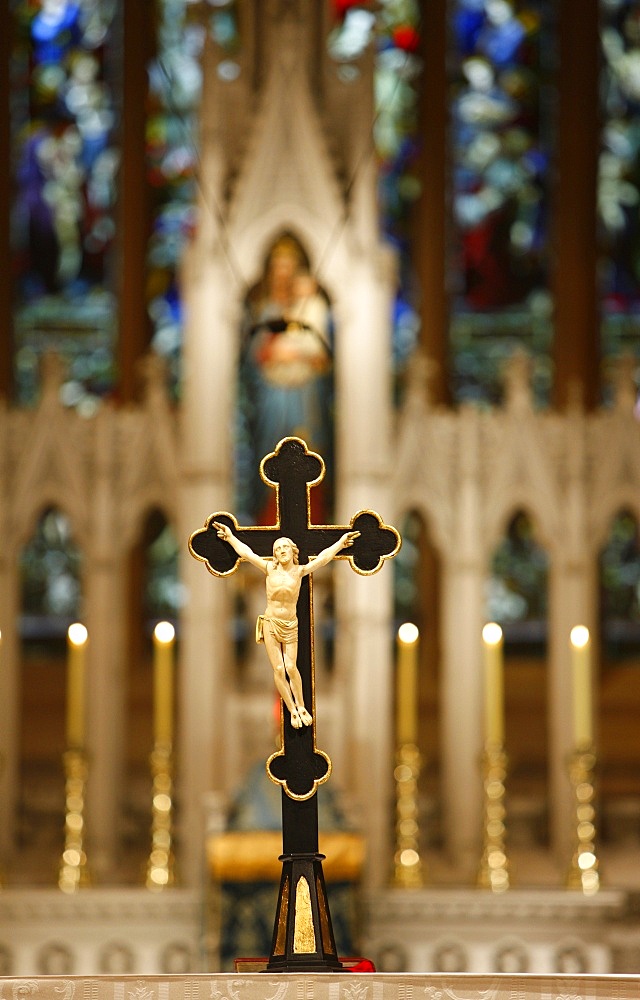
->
482 622 503 646
570 625 590 649
397 622 419 645
154 621 175 644
67 623 88 646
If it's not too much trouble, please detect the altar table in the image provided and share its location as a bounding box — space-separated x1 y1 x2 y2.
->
2 974 639 1000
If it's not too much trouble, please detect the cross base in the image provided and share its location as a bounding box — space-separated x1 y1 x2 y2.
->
266 854 344 972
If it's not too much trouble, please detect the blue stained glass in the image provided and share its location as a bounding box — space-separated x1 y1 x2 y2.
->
31 2 82 60
11 0 120 408
477 14 526 64
449 0 554 406
454 9 486 54
599 0 640 363
144 0 238 395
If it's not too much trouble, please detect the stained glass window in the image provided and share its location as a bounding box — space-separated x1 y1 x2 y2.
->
449 0 554 405
486 510 548 650
146 1 209 393
20 507 82 650
327 0 422 372
600 509 640 658
9 0 242 407
599 0 640 365
145 0 240 395
11 0 120 409
144 514 181 623
394 510 422 625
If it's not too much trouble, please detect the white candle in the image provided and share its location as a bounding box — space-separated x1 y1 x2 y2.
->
66 623 88 748
153 621 175 745
482 622 504 745
570 625 592 746
396 623 419 744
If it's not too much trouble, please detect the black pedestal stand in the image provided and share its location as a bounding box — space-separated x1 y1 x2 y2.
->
266 853 343 972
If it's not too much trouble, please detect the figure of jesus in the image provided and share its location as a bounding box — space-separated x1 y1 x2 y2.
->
213 522 359 729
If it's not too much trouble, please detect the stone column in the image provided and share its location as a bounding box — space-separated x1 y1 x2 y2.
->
334 249 395 505
339 567 395 887
440 562 485 873
84 557 127 878
84 407 127 877
0 558 20 860
178 243 240 885
440 407 485 871
334 247 396 887
548 404 595 865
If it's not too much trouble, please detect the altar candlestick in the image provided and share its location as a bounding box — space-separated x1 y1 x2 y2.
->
570 625 592 746
66 623 88 748
153 621 175 745
482 623 504 745
396 623 419 744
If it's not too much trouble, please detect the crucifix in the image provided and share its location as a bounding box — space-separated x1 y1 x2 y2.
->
189 436 400 972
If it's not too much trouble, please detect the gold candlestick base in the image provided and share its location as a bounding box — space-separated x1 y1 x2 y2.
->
393 742 425 887
477 742 510 893
58 748 91 892
566 743 599 895
146 741 176 890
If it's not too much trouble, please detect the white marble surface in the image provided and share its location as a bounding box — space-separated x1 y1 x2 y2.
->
363 887 628 975
0 889 201 977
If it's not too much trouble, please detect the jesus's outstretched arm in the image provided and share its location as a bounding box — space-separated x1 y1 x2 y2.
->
213 521 267 573
302 531 360 576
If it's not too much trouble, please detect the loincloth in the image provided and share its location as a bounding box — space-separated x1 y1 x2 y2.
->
256 615 298 645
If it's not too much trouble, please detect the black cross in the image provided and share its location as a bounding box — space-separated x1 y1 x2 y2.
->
189 437 400 971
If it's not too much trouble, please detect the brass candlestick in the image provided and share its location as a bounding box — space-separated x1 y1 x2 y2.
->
0 752 4 887
146 741 176 890
477 742 510 892
566 743 599 894
393 742 424 887
58 748 91 892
